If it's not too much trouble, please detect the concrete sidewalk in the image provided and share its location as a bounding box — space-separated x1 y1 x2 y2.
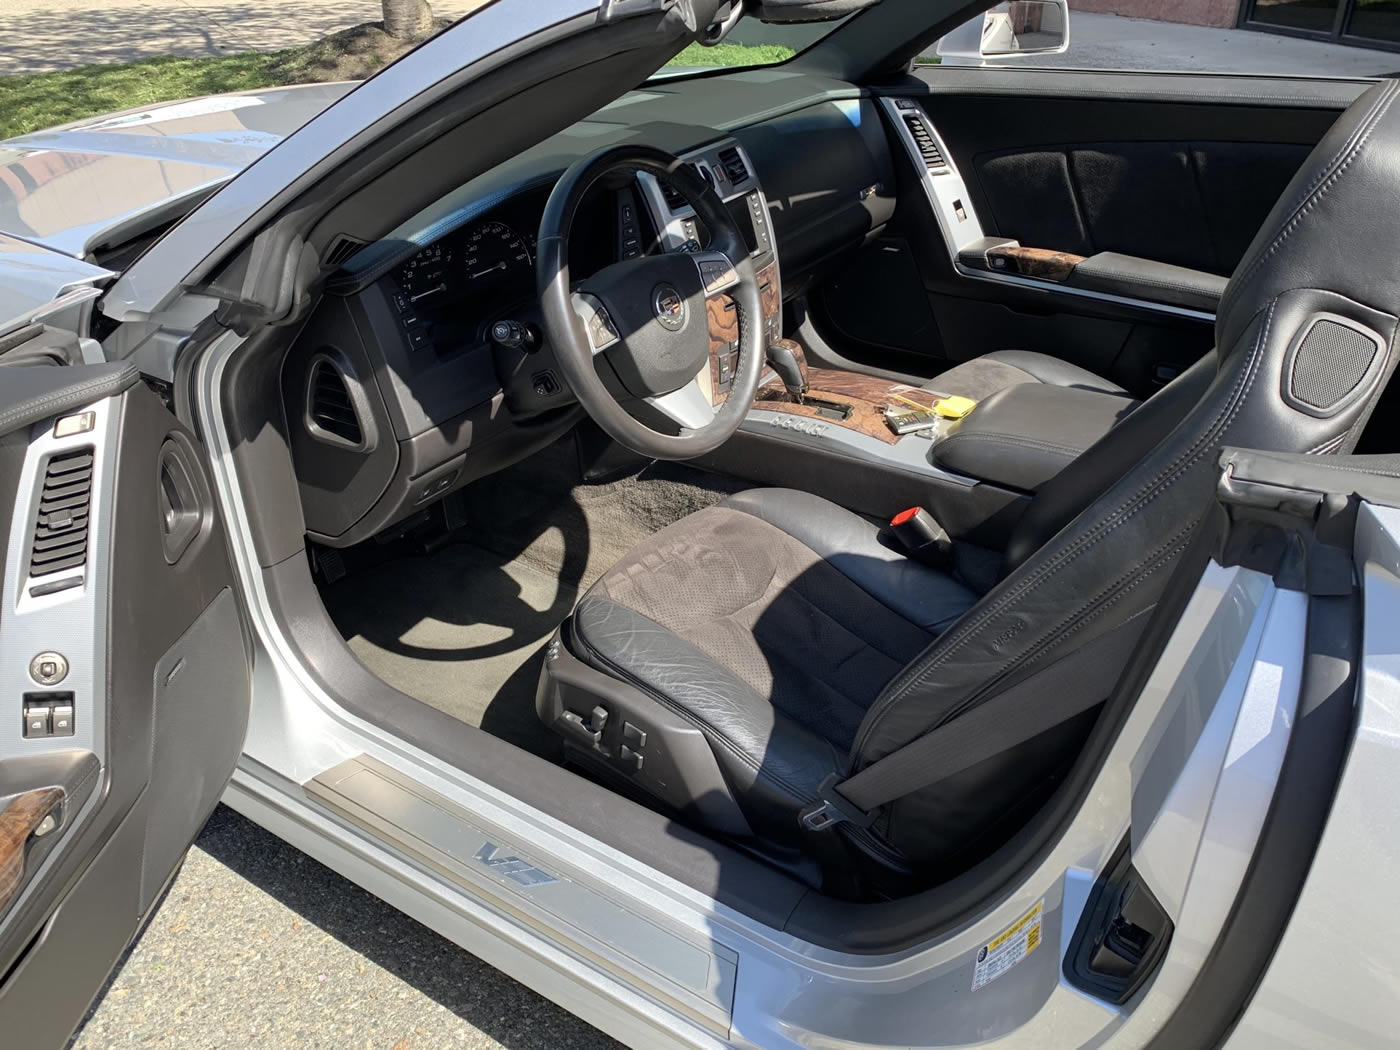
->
0 0 485 76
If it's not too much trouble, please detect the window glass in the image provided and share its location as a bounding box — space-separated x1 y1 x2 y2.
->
654 14 853 77
931 0 1400 76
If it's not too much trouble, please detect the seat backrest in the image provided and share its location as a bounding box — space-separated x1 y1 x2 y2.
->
850 81 1400 881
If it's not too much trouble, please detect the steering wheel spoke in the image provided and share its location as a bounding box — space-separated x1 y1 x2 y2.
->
644 375 718 432
570 291 620 354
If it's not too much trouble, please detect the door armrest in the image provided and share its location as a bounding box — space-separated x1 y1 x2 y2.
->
1065 252 1227 313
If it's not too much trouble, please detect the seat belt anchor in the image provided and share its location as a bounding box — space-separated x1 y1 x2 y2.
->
800 774 877 831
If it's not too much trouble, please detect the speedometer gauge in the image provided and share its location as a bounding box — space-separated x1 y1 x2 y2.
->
464 221 532 285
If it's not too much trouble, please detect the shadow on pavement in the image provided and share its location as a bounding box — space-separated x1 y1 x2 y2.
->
74 804 620 1050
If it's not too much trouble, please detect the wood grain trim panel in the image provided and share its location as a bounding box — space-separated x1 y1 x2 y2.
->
708 260 779 405
753 367 939 444
986 245 1084 282
0 787 64 917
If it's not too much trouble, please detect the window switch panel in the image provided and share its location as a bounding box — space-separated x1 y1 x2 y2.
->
23 690 74 739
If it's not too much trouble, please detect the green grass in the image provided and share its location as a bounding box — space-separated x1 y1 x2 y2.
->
667 41 796 69
0 39 793 141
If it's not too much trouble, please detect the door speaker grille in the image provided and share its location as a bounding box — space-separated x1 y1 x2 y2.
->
31 447 93 578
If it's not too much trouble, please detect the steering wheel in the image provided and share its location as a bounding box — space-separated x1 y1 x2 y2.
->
537 145 765 460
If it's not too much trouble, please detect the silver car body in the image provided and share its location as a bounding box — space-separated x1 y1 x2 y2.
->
1 2 1398 1047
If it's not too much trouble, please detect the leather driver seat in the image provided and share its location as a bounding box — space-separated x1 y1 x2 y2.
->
538 82 1400 895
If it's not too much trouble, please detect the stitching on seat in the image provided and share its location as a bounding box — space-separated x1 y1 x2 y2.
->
1226 81 1399 315
935 431 1090 460
854 298 1278 756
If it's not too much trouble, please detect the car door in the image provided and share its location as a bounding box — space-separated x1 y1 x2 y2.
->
0 338 251 1050
815 61 1373 395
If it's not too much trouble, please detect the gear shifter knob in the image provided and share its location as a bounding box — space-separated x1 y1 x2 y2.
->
767 339 809 398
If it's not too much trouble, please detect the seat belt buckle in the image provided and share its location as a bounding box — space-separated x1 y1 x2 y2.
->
800 774 877 831
887 507 953 570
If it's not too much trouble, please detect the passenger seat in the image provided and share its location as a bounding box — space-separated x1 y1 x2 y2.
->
925 349 1128 401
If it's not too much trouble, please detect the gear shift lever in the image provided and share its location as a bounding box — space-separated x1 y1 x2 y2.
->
766 339 810 401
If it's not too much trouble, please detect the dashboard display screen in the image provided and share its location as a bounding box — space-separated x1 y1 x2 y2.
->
724 195 760 256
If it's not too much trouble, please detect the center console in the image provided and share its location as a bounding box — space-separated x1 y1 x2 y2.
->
700 361 1137 549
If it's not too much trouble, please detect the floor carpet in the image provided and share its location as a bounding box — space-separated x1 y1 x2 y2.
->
321 438 747 758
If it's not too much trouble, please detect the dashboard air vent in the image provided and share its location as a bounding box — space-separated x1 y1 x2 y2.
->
902 113 947 173
31 447 94 578
322 234 369 270
308 360 363 446
718 147 748 184
660 178 686 210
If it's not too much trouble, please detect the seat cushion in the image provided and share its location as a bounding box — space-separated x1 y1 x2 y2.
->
569 489 977 840
928 349 1127 402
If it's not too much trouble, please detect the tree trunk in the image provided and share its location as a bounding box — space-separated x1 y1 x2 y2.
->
383 0 433 39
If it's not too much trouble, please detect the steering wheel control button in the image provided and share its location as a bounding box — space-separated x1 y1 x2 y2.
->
29 652 68 686
698 258 737 294
652 284 687 331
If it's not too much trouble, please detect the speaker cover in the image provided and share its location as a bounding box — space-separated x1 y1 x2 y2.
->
1285 316 1383 416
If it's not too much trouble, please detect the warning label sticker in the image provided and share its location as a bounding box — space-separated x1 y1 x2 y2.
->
972 900 1044 991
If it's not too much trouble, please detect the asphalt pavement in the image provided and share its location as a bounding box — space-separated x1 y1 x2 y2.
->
70 805 623 1050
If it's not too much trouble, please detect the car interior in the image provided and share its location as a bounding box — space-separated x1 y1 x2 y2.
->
205 0 1400 928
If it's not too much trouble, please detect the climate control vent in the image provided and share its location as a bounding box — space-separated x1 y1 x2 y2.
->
307 358 364 447
718 147 748 184
902 112 948 173
660 178 686 210
322 234 369 270
31 447 94 578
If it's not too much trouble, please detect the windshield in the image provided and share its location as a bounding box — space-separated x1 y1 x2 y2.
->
655 15 853 77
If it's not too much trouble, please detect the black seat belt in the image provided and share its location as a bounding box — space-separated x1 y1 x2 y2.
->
800 609 1151 832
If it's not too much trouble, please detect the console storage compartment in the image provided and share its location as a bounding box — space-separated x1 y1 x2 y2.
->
932 383 1138 493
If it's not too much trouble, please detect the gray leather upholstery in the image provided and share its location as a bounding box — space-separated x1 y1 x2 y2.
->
545 83 1400 893
928 348 1127 402
931 383 1140 493
570 489 976 847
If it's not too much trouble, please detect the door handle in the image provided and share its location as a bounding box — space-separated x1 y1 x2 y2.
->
0 787 65 919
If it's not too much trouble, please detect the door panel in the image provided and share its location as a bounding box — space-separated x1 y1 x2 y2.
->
0 359 251 1049
813 68 1363 394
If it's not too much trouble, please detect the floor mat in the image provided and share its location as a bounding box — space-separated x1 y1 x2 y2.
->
321 438 748 758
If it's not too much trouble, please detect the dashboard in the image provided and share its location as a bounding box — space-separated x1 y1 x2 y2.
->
385 183 625 356
280 95 896 548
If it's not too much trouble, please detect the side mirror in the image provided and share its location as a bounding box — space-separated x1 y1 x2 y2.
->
935 0 1070 65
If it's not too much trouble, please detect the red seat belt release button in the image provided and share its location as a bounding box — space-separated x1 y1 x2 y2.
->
888 507 953 569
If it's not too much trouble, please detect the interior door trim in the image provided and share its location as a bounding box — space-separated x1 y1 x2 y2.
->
880 96 1219 324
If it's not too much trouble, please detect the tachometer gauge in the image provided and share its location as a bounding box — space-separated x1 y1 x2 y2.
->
463 221 532 286
397 243 453 305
